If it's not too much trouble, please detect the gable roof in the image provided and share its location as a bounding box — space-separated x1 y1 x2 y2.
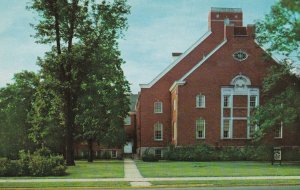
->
139 30 212 88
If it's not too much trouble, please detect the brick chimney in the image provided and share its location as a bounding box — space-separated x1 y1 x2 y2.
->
172 52 182 61
208 7 243 32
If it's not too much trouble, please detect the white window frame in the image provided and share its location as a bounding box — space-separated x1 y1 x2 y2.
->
196 118 205 139
275 122 283 139
223 95 231 108
248 125 256 139
154 101 163 113
154 122 163 141
223 119 231 139
249 95 257 108
124 115 131 125
196 94 206 108
233 50 248 62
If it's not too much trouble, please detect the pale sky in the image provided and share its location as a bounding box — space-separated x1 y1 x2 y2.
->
0 0 277 93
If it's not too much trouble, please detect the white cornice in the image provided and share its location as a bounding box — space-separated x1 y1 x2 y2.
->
169 80 186 92
180 39 228 81
139 30 212 89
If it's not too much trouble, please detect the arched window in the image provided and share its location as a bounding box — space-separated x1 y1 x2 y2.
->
230 74 251 90
196 94 205 108
154 122 163 141
196 118 205 139
154 101 163 113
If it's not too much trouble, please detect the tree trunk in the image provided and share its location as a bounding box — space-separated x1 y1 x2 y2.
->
48 0 75 166
87 139 94 162
65 89 75 166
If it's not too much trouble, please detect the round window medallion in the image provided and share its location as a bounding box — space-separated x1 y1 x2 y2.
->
233 50 248 61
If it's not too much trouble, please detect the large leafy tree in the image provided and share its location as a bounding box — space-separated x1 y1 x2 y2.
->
0 71 39 159
74 2 130 162
75 45 130 162
253 0 300 137
28 0 130 165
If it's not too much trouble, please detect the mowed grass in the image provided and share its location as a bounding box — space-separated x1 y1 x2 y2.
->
136 161 300 177
64 160 124 178
0 181 129 188
151 179 300 187
0 160 124 179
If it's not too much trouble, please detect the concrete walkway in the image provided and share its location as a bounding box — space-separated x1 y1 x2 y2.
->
124 158 152 187
1 176 300 183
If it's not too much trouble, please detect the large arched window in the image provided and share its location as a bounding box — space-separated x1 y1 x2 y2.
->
230 74 251 90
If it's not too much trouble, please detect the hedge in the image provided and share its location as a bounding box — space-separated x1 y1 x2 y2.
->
162 144 299 161
0 148 66 177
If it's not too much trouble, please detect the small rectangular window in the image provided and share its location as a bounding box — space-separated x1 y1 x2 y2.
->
223 120 230 138
124 116 131 125
250 95 257 107
196 94 205 108
154 101 163 113
196 118 205 139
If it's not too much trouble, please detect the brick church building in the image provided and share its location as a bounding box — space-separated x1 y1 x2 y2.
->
130 7 300 157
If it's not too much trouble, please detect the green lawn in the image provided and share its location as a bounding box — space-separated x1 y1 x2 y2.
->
136 161 300 177
0 181 129 188
64 160 124 178
151 179 300 187
0 160 124 179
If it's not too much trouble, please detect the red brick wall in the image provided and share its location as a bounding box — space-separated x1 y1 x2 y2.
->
176 28 275 146
136 9 300 151
137 11 230 149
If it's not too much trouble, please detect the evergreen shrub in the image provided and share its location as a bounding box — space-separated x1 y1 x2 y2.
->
0 148 66 177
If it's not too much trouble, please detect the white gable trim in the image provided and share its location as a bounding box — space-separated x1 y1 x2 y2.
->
139 30 212 88
179 39 227 81
169 80 186 92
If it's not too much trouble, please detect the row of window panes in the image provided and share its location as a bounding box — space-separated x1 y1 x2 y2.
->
223 95 257 108
154 95 205 114
154 119 205 141
154 95 258 114
155 120 282 141
222 119 282 139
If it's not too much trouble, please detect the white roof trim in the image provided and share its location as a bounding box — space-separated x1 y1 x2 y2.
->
139 30 212 88
180 39 228 81
169 80 186 92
